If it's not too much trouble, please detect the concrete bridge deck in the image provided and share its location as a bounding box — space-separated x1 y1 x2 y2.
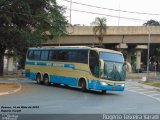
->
45 26 160 45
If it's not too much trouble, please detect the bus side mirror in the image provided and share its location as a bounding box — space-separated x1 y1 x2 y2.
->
99 59 104 77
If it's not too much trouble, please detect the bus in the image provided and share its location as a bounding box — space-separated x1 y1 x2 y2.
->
25 46 126 93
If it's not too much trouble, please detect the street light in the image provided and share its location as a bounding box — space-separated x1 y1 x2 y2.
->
70 0 72 25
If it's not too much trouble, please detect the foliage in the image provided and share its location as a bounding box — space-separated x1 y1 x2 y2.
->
0 0 68 75
150 46 160 64
91 17 107 47
156 48 160 62
143 19 160 26
144 81 160 88
142 17 160 71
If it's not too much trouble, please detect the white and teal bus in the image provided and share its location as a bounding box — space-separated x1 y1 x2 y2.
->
25 46 126 93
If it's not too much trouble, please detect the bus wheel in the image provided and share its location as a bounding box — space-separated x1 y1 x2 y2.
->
53 83 60 86
44 76 51 86
36 74 43 84
81 80 86 92
101 90 106 94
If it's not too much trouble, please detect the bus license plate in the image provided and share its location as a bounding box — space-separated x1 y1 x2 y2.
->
112 87 116 90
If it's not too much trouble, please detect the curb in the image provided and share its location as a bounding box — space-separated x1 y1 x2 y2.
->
140 84 160 91
127 79 160 91
0 82 22 96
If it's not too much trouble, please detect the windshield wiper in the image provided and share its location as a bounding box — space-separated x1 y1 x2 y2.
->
102 76 113 80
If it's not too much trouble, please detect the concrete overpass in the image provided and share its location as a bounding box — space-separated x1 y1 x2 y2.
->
44 26 160 72
45 26 160 46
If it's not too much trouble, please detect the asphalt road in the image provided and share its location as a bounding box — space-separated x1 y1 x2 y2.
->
0 79 160 115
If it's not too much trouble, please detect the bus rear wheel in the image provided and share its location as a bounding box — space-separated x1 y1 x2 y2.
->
101 90 106 94
81 80 86 92
44 75 51 86
36 74 43 84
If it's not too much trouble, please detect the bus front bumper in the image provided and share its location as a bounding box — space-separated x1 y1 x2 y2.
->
88 81 125 91
96 84 125 91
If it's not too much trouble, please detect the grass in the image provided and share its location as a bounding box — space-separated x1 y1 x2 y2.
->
143 81 160 88
0 75 17 79
0 74 25 79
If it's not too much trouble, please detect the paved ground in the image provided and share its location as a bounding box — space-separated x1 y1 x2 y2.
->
0 79 160 115
1 78 160 120
126 80 160 102
0 83 19 92
0 79 21 96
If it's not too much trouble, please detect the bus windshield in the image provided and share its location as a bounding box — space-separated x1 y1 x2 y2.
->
100 52 124 63
100 52 126 81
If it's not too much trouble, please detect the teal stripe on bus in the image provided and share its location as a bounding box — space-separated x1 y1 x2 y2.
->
26 61 76 69
25 61 47 66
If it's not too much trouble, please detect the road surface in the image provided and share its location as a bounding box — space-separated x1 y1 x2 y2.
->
0 79 160 115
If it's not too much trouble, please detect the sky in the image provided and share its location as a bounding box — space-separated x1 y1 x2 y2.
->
57 0 160 26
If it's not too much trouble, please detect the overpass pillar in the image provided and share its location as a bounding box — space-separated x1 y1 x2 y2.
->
136 45 147 72
126 50 132 73
136 50 141 72
127 50 131 65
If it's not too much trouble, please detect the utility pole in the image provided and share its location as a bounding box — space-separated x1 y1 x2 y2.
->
147 26 151 81
118 0 120 26
70 0 72 25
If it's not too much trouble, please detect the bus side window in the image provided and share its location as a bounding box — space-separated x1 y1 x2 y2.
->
68 51 77 62
78 51 88 63
67 50 88 63
57 51 68 61
89 50 99 77
48 51 56 61
28 50 34 60
41 51 49 61
34 51 41 60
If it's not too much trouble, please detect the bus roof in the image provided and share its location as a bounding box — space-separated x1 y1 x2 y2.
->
29 46 122 54
91 48 122 54
29 46 90 50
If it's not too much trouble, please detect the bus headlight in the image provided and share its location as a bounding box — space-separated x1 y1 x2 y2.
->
100 82 107 86
121 84 125 87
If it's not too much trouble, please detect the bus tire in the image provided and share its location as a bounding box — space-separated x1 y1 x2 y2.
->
53 83 60 86
81 80 87 92
36 74 43 84
44 75 51 86
102 90 106 94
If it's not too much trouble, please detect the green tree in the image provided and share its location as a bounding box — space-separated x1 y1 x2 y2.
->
91 17 107 47
143 19 160 26
143 20 160 72
0 0 67 76
156 48 160 66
